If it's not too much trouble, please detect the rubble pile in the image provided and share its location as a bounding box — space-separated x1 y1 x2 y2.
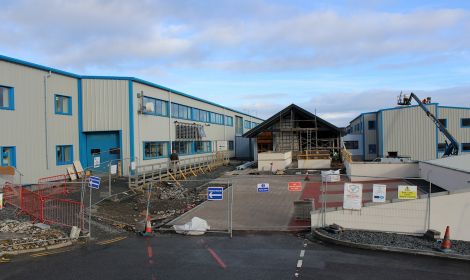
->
0 220 68 252
156 183 188 200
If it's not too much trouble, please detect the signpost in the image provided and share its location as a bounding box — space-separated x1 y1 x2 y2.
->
398 185 417 200
257 183 270 193
372 184 387 203
207 187 224 201
288 182 302 192
343 183 363 210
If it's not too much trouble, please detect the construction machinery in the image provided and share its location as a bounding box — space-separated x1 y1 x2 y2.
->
397 92 459 157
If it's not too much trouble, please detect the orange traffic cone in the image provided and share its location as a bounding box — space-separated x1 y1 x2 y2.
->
145 218 152 234
440 226 452 252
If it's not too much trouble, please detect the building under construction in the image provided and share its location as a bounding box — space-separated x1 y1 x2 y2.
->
243 104 341 168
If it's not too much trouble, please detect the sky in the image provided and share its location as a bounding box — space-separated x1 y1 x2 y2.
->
1 0 470 126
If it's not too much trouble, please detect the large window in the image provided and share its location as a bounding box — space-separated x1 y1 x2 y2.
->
171 103 191 119
225 116 233 126
235 116 243 136
462 143 470 152
211 113 224 125
461 118 470 128
54 95 72 115
194 141 211 153
244 120 251 129
142 96 168 116
173 141 192 155
56 145 73 165
368 144 377 154
344 141 359 150
1 146 16 167
228 141 234 151
193 108 210 122
0 86 14 110
368 120 376 130
143 142 168 159
438 119 447 128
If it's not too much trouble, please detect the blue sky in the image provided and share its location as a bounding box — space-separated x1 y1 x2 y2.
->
1 0 470 126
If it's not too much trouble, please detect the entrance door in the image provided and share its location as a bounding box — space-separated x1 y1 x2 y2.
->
85 132 120 170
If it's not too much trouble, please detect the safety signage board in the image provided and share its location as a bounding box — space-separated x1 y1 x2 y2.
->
343 183 363 210
288 182 302 192
88 176 101 189
372 184 387 203
93 156 100 168
0 193 3 210
110 165 117 175
257 183 269 193
398 185 417 200
207 187 224 201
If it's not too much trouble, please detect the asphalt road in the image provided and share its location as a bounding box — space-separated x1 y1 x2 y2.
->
1 232 470 280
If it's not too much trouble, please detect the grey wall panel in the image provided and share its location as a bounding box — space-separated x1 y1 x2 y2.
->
363 113 378 161
438 107 470 156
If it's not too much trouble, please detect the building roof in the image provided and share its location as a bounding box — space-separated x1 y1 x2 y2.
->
243 103 340 138
422 154 470 173
0 54 262 121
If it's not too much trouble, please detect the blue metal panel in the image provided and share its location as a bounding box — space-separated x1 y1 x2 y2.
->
77 79 86 166
84 132 120 169
128 80 135 163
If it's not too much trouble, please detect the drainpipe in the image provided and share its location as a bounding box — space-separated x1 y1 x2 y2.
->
168 90 172 151
44 71 52 170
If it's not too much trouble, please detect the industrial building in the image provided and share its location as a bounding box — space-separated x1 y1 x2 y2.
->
343 102 470 161
0 55 263 184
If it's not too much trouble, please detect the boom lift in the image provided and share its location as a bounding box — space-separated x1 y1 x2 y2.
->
397 92 459 157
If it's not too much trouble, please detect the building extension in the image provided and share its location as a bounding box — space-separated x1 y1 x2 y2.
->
343 103 470 161
0 55 263 183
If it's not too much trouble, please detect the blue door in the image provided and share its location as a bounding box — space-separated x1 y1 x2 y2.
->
85 132 120 170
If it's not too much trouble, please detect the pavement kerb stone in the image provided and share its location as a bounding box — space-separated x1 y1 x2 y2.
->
0 240 74 257
311 228 470 262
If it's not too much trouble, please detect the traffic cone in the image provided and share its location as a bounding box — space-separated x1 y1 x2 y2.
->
145 218 152 234
440 226 452 252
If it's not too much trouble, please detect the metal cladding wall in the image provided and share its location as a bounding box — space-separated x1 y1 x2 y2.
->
381 104 438 161
438 107 470 157
81 79 130 167
363 113 378 161
0 61 79 183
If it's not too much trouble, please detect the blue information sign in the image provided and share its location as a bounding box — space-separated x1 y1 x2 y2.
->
207 187 224 201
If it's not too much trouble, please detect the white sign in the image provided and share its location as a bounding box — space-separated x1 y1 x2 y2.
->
93 157 100 168
343 183 363 210
131 161 136 171
0 193 3 210
372 184 387 203
110 165 117 175
321 170 341 182
257 183 269 193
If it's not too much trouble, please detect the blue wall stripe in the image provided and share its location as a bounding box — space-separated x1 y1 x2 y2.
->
128 80 135 163
77 79 87 166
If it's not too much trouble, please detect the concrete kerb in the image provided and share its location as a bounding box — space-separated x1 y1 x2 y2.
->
311 228 470 262
0 239 75 257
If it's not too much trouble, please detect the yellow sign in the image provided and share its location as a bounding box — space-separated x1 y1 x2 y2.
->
398 185 417 200
0 193 3 210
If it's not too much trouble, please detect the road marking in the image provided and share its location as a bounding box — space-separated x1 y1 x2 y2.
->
0 257 11 263
97 236 127 245
31 248 73 258
300 250 305 258
207 247 227 269
297 259 303 268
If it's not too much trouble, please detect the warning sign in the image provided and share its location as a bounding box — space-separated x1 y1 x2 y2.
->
343 183 363 210
398 185 417 200
372 184 387 203
288 182 302 192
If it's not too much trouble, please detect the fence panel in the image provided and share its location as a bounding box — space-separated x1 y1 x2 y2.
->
21 188 43 221
3 182 22 208
34 174 68 197
43 197 85 230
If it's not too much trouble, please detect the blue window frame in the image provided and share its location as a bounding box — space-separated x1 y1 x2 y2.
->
171 103 191 120
173 141 192 155
368 144 377 154
438 119 447 128
54 95 72 115
228 141 234 151
462 143 470 152
194 141 211 153
56 145 73 165
225 116 233 126
142 96 168 116
1 146 16 167
210 112 224 125
143 141 168 160
0 85 14 110
461 118 470 128
244 120 251 129
368 120 376 130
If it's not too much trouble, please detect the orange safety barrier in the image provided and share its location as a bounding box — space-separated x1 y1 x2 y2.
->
3 182 22 208
35 174 68 197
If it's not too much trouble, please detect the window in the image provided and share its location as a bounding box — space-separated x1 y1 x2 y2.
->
171 103 191 119
368 144 377 154
195 141 211 153
143 142 168 159
142 96 168 116
225 116 233 126
228 141 234 151
0 86 14 110
344 141 359 150
437 143 446 152
235 116 243 136
461 118 470 127
1 146 16 167
244 120 251 129
462 143 470 152
56 145 73 165
251 122 258 129
438 119 447 128
54 95 72 115
173 141 192 155
193 108 210 122
368 120 376 130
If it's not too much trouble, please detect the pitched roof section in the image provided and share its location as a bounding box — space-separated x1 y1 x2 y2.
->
243 104 340 138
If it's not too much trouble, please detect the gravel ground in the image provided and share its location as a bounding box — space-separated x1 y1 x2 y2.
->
319 229 470 255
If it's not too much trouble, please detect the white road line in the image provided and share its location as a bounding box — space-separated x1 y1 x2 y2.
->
297 260 303 268
299 250 305 258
